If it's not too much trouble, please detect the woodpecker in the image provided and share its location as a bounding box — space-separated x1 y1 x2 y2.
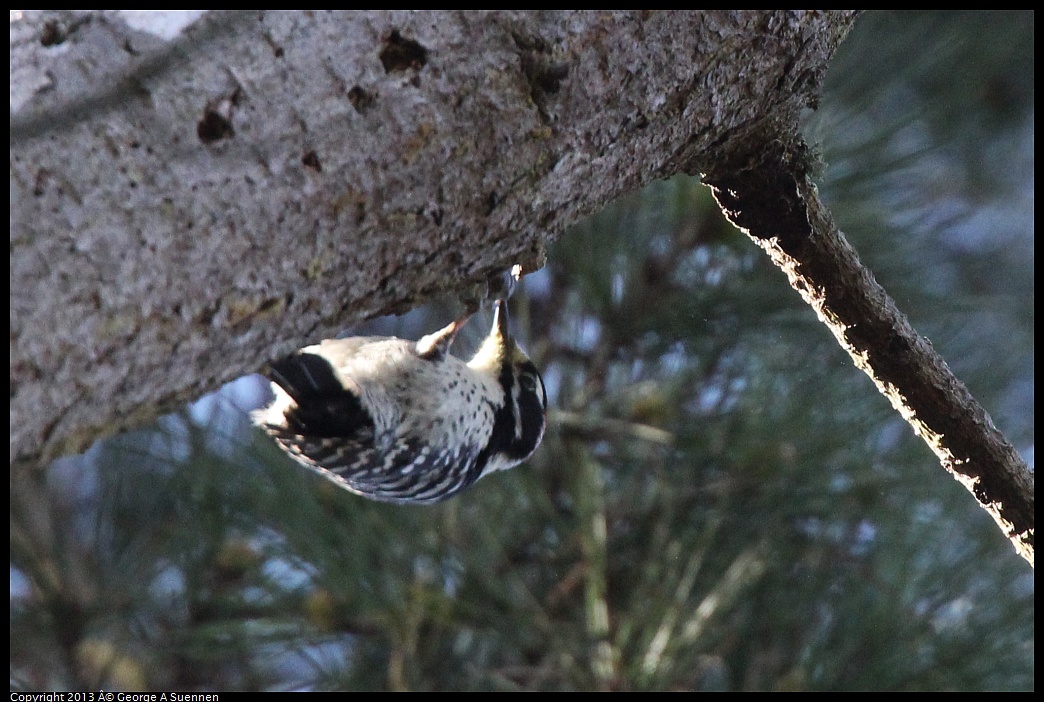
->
254 296 546 504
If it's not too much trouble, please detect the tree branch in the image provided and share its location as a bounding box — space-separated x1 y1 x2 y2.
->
704 143 1034 567
13 10 1028 567
11 10 857 463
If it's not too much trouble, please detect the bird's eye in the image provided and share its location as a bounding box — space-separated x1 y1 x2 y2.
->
520 373 537 392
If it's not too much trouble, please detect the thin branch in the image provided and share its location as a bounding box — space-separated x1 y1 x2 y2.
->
552 410 675 446
705 143 1034 567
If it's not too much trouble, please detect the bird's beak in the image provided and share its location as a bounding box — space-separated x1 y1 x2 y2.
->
493 298 511 339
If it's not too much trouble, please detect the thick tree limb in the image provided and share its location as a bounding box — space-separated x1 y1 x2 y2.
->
11 10 856 463
704 144 1034 566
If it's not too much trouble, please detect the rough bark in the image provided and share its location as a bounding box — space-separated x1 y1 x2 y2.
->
11 10 856 463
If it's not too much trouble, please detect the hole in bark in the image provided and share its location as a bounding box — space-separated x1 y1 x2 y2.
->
301 151 322 172
348 85 375 112
197 110 234 143
40 21 66 46
379 30 428 73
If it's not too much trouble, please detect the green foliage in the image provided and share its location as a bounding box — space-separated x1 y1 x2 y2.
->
11 11 1032 691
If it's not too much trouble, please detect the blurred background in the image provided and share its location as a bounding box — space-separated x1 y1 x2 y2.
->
10 11 1033 691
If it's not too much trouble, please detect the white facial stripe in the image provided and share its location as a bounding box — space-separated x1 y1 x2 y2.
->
512 375 523 440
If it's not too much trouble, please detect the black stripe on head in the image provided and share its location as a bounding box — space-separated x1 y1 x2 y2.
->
509 359 547 461
475 357 547 474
